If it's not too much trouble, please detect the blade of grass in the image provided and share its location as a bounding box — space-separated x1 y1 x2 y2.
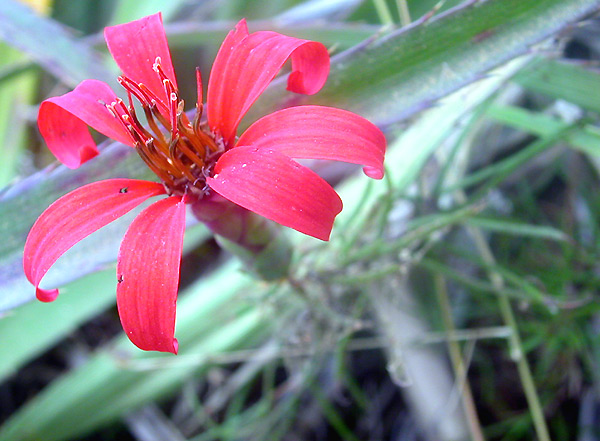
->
109 0 185 24
161 21 381 51
513 58 600 113
0 262 271 441
334 56 532 242
250 0 600 127
466 217 568 242
274 0 364 24
446 124 575 194
487 104 600 156
0 268 117 382
461 201 552 441
0 221 208 383
0 0 112 86
0 44 35 187
434 273 485 441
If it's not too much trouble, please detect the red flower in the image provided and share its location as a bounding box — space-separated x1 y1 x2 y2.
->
24 13 386 353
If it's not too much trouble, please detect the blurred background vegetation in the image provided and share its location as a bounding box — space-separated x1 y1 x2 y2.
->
1 0 600 440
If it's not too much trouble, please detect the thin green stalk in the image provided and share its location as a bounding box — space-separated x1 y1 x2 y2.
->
372 0 394 25
456 192 551 441
310 384 362 441
434 274 486 441
447 125 575 196
396 0 411 26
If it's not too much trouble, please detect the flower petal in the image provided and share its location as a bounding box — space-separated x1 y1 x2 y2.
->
38 79 134 168
207 147 342 241
23 179 166 302
104 12 177 107
237 105 387 179
207 19 330 145
116 195 186 354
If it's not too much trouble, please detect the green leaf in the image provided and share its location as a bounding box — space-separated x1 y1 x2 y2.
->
466 217 568 242
513 58 600 113
249 0 600 126
0 262 271 441
0 0 112 86
0 44 36 187
109 0 185 24
274 0 363 24
164 21 380 51
334 56 531 240
447 124 574 193
487 104 600 156
0 269 117 382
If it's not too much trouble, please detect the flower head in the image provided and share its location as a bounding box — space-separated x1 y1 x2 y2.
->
25 13 386 353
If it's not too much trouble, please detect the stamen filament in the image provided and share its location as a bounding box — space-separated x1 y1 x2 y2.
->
136 146 175 187
140 139 180 176
118 76 152 108
163 79 179 140
109 60 224 198
168 136 197 182
123 115 151 144
143 106 169 147
138 83 169 114
172 135 205 169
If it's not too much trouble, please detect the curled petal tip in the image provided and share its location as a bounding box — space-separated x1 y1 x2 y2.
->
116 196 185 355
78 145 100 168
36 287 59 302
207 25 329 143
130 336 178 354
363 166 384 180
236 106 386 181
23 179 166 306
285 42 329 96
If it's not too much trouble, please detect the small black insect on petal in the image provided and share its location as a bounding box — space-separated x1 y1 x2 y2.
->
117 274 124 283
119 187 128 194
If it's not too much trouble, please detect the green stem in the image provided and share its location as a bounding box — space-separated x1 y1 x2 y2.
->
396 0 411 26
458 192 551 441
191 194 292 280
372 0 394 25
434 274 486 441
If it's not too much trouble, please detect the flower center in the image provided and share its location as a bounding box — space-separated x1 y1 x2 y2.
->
105 57 224 198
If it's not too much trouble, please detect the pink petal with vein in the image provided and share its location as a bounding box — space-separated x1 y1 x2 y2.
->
23 179 165 302
38 80 134 168
237 105 386 179
104 12 177 109
207 147 342 241
207 19 329 145
116 196 186 354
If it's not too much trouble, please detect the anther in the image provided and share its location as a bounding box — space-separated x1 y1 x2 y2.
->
163 80 179 140
152 57 162 72
153 57 171 86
